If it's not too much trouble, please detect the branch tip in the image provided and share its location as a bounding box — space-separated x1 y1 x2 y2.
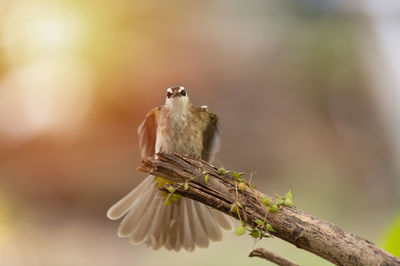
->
249 248 299 266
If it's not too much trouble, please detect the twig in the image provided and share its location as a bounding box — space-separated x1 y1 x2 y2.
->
138 152 400 266
249 248 299 266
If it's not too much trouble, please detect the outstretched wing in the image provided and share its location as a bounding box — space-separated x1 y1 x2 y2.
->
196 106 221 163
138 106 161 159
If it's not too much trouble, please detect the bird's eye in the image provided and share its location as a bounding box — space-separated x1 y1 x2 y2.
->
167 91 172 98
181 90 186 96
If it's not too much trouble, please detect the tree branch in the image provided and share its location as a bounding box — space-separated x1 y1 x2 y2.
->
249 248 299 266
138 152 400 266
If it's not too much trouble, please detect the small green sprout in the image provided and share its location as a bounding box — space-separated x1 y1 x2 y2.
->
204 173 209 184
250 230 260 238
164 198 172 206
283 198 294 207
232 171 246 183
270 204 279 213
238 182 247 191
230 202 239 213
260 196 271 207
285 190 293 200
254 219 263 226
266 223 275 232
236 225 246 236
165 186 175 193
274 198 284 205
170 193 181 202
217 167 225 174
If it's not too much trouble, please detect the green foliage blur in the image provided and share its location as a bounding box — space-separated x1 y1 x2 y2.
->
382 213 400 257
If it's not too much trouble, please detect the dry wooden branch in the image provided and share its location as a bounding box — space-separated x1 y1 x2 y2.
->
249 248 299 266
138 153 400 266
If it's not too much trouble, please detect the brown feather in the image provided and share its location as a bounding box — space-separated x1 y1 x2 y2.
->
138 106 161 158
193 106 221 162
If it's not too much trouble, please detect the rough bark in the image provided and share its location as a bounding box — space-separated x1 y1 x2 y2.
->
138 152 400 266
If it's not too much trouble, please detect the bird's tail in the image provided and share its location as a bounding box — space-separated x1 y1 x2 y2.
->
107 175 233 251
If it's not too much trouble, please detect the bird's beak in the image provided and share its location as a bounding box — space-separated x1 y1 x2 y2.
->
172 91 180 98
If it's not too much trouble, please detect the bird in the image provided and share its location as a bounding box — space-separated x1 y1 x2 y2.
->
107 86 233 251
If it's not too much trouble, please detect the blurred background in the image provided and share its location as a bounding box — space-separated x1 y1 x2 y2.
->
0 0 399 265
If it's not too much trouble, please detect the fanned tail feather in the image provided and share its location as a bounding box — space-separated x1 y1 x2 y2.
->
107 176 233 251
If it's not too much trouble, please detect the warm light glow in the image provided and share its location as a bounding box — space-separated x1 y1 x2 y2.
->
28 17 79 52
0 1 94 140
2 2 85 65
0 57 95 139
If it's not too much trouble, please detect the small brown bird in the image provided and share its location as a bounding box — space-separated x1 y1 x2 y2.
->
107 86 232 251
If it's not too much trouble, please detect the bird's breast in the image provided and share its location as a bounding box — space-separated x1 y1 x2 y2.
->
156 112 203 156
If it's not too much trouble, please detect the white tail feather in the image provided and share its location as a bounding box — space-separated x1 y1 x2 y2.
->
117 181 156 237
160 202 173 250
190 201 210 248
107 177 153 220
179 199 193 251
194 202 222 241
107 176 233 251
178 199 186 249
182 199 195 251
143 195 165 248
210 209 233 231
129 189 159 244
167 202 180 251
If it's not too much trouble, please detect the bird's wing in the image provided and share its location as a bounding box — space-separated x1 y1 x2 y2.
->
195 106 221 163
138 106 161 159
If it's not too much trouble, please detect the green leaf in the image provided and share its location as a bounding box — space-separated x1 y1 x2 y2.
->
283 198 294 207
250 184 257 189
238 182 247 191
236 225 246 236
260 196 271 207
270 204 279 213
233 172 245 178
230 202 238 213
266 223 275 232
274 198 284 205
254 219 263 226
217 167 225 174
170 193 181 202
204 173 209 184
184 182 189 190
250 230 260 238
165 198 172 206
165 186 174 193
233 172 246 182
285 190 293 200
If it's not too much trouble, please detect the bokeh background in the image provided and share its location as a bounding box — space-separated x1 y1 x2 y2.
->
0 0 399 265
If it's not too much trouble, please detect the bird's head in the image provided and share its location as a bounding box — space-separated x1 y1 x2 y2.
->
165 86 190 111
